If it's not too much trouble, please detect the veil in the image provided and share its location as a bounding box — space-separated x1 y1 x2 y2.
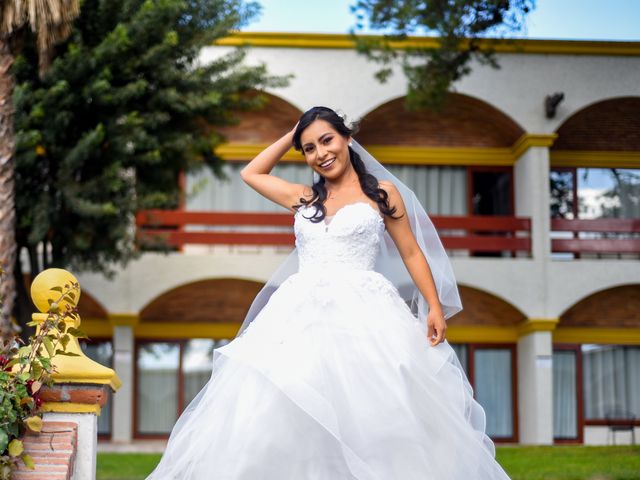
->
236 139 462 338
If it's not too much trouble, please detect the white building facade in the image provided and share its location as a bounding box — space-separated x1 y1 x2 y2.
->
74 33 640 446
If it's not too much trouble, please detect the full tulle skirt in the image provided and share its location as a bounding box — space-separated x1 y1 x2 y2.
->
147 268 511 479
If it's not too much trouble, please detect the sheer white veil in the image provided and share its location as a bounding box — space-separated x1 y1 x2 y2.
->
236 139 462 338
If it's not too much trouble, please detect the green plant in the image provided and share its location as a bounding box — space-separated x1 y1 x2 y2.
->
0 270 83 479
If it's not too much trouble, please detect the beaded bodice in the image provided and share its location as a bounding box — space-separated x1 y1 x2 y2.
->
294 202 385 272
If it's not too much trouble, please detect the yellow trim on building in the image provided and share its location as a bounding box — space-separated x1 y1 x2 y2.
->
83 318 113 337
41 402 102 415
517 318 559 336
108 313 140 326
216 32 640 56
511 134 557 159
217 143 301 162
217 134 558 166
364 145 514 166
554 327 640 345
446 325 518 343
135 322 241 339
550 150 640 169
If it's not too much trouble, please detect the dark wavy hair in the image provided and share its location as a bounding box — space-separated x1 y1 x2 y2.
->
291 106 398 223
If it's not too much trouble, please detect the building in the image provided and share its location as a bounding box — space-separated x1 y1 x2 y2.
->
74 33 640 446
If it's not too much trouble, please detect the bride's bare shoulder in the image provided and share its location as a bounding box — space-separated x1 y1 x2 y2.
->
377 180 406 215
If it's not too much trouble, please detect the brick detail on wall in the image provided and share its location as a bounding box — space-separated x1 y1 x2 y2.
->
553 97 640 151
560 284 640 328
357 94 524 147
217 91 301 144
39 385 110 407
141 278 264 323
447 285 527 326
13 422 78 480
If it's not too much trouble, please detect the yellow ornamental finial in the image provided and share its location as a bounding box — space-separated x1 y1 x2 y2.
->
31 268 80 313
29 268 121 396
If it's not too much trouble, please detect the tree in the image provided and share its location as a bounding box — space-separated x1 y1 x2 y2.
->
0 0 81 337
351 0 535 109
10 0 287 336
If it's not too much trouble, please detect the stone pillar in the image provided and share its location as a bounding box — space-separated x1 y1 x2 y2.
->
30 268 121 480
517 318 558 445
513 137 555 262
109 315 138 443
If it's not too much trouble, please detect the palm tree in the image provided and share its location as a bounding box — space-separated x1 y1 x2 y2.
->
0 0 80 336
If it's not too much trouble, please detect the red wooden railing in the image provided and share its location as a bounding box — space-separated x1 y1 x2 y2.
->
136 210 532 253
551 218 640 254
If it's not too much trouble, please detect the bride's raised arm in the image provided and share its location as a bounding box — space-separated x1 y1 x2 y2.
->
240 126 310 212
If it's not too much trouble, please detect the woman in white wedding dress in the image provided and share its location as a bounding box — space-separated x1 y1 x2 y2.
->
147 107 511 479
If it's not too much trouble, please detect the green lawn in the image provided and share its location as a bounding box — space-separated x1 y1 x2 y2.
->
97 446 640 480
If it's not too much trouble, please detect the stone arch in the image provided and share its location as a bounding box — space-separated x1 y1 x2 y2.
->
217 91 302 144
558 284 640 328
140 278 264 324
552 96 640 151
448 285 527 326
77 290 108 320
356 94 525 147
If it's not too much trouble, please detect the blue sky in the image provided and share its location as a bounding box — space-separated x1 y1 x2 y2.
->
244 0 640 41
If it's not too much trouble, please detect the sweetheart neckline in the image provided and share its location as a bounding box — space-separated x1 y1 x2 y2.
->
295 201 384 227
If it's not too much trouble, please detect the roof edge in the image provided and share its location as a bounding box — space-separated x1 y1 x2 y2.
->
215 32 640 56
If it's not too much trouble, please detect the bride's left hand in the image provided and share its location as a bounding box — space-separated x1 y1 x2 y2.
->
426 308 446 346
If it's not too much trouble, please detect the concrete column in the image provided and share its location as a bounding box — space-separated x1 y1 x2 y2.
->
111 322 135 443
516 319 557 445
513 144 553 262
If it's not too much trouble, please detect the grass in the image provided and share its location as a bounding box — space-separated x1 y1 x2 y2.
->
496 445 640 480
97 453 161 480
97 446 640 480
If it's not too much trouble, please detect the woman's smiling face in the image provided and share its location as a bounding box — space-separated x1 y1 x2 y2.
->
299 119 352 181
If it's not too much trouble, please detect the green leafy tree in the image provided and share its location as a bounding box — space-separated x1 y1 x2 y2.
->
0 0 81 337
352 0 535 109
11 0 287 336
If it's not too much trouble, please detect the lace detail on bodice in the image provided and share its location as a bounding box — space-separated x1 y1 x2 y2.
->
294 202 385 272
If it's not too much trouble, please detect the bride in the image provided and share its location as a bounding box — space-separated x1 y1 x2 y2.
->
147 106 511 479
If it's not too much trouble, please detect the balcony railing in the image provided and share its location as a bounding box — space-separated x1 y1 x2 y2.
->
551 218 640 255
136 210 532 254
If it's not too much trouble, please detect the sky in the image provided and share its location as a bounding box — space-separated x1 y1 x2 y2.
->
244 0 640 41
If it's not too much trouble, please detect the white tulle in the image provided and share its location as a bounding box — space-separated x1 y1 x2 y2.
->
147 202 510 480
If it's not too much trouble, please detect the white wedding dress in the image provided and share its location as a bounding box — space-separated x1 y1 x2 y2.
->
147 202 511 479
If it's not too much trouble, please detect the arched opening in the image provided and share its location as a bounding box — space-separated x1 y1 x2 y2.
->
217 91 302 144
140 278 264 324
135 277 265 437
553 284 640 443
549 98 640 257
450 285 526 326
357 94 524 147
553 97 640 152
559 284 640 328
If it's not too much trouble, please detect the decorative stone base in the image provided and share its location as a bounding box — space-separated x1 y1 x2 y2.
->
13 421 78 480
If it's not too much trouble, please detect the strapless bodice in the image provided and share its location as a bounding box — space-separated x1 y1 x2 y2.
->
294 202 385 272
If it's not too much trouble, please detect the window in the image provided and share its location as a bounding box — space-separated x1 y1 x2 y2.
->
449 344 516 440
582 345 640 421
550 167 640 220
474 348 514 438
80 340 113 437
552 348 579 440
135 339 231 436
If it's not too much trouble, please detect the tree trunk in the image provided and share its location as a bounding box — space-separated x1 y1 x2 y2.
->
0 38 17 339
